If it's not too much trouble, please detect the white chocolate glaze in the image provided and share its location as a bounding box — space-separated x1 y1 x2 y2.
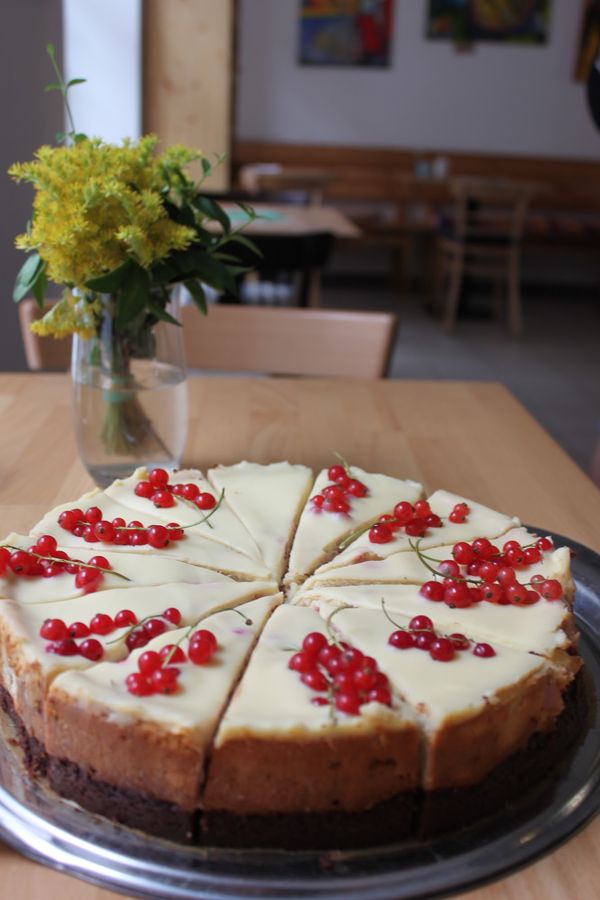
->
105 468 263 562
0 533 233 604
208 462 314 581
317 490 519 572
31 495 270 580
48 594 282 732
323 606 548 729
213 604 417 743
285 467 423 588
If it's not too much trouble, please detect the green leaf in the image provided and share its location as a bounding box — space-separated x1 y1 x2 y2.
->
44 82 62 92
116 266 151 330
193 195 231 234
67 77 87 87
223 233 261 256
184 279 208 315
55 131 67 143
85 260 133 293
147 296 181 326
201 158 213 177
13 253 43 302
73 132 88 143
31 268 48 308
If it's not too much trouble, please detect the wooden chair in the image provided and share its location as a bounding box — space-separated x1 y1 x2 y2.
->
435 177 545 336
181 304 396 377
18 299 397 378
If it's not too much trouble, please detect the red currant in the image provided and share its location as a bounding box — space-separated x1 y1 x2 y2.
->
196 492 217 510
409 615 433 631
301 670 329 692
148 525 169 548
389 630 414 649
69 621 91 638
138 650 162 676
419 581 445 602
9 550 32 575
346 479 367 497
126 672 153 696
452 542 475 565
393 501 414 524
159 644 187 664
90 613 115 635
163 607 182 625
289 650 316 673
367 686 391 705
150 667 180 694
335 690 361 715
134 481 154 498
79 638 104 661
152 491 175 509
429 638 455 662
144 618 167 638
115 609 137 627
473 642 496 658
84 506 102 525
149 468 169 489
369 523 393 544
40 618 67 641
94 521 115 542
35 534 58 555
540 579 563 600
302 632 327 656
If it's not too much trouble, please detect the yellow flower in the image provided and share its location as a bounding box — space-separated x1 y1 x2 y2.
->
30 290 102 339
10 135 198 291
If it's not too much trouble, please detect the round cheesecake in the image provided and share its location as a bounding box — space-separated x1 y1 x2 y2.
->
0 461 585 848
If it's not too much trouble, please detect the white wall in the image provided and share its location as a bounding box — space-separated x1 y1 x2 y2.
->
236 0 600 159
63 0 141 143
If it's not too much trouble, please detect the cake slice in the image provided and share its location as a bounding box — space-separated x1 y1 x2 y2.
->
316 489 520 574
319 605 578 791
284 465 423 595
208 461 314 581
105 467 263 562
0 579 276 747
0 532 234 604
31 494 270 580
301 581 576 659
301 526 575 600
45 594 282 842
202 604 421 848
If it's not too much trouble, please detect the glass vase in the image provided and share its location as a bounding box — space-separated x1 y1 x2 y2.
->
71 291 188 487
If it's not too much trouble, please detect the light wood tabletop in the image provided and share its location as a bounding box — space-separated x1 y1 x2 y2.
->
219 202 362 238
0 373 598 900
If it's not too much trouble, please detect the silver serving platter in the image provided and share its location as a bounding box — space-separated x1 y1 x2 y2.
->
0 530 599 900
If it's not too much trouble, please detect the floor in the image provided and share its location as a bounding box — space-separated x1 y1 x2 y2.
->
320 266 600 479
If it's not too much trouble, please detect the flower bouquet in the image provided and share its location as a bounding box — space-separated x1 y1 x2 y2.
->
10 45 256 484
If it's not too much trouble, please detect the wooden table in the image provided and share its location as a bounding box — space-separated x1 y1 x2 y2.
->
220 202 361 238
1 373 599 900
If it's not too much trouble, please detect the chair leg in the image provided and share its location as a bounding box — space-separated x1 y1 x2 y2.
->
432 244 446 314
492 277 504 320
507 252 523 336
442 254 464 332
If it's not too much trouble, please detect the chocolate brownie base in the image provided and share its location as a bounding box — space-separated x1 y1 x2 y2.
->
0 685 48 775
47 757 197 844
0 676 589 850
419 671 589 839
203 792 417 850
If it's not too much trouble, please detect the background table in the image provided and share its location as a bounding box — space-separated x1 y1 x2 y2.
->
220 202 361 238
1 373 599 899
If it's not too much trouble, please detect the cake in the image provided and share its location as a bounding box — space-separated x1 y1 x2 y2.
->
0 461 585 849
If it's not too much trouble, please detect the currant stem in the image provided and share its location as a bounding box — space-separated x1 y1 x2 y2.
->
181 488 225 530
324 602 351 650
333 451 352 476
1 544 131 581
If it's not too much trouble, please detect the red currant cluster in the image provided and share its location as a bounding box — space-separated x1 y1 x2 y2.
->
134 468 217 512
289 631 391 716
311 464 368 515
388 614 495 662
369 499 449 545
418 535 562 609
58 505 184 549
39 607 182 660
0 536 113 593
125 628 219 696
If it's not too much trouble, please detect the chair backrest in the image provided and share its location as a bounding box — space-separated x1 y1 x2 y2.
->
449 176 545 243
182 304 397 377
237 164 334 206
18 298 397 378
18 299 71 371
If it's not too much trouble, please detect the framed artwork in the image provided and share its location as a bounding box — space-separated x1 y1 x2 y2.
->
299 0 394 67
426 0 552 45
575 1 600 82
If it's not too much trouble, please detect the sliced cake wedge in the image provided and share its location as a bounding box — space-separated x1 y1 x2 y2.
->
208 461 314 581
284 465 423 595
45 593 282 842
0 579 276 748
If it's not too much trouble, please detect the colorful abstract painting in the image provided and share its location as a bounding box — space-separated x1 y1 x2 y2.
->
427 0 552 45
299 0 394 67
